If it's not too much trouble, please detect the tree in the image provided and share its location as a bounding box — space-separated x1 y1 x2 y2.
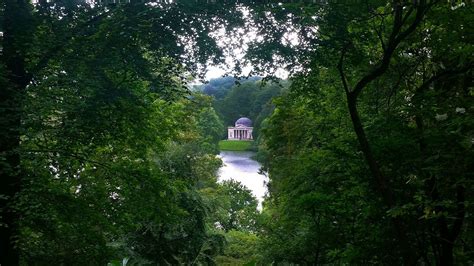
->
197 76 261 99
192 94 225 153
215 81 258 127
328 2 473 264
215 229 261 265
216 180 259 233
0 0 247 263
258 90 380 264
213 79 285 140
251 1 473 264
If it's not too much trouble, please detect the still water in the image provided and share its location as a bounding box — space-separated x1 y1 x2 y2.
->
218 151 268 208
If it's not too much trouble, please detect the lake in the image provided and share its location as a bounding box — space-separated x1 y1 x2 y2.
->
218 151 268 208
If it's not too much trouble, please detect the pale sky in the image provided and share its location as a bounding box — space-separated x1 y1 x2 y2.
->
204 65 289 81
202 5 292 82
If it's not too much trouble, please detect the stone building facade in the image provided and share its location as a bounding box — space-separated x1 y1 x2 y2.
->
227 117 253 140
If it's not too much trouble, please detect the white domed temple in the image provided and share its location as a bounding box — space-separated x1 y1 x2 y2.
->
227 117 253 140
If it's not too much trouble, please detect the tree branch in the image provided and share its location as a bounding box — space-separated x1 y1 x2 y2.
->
337 45 351 95
415 62 474 93
351 1 429 99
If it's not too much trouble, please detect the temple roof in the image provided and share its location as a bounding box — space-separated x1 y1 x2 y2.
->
235 117 252 127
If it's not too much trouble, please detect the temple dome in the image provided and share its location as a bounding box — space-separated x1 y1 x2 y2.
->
235 117 252 127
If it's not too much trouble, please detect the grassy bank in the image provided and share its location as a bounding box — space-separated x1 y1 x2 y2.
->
219 140 255 151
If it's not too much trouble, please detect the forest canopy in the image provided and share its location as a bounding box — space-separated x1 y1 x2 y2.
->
1 0 472 265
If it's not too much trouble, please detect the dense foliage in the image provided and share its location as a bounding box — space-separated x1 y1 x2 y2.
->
256 1 473 265
0 0 252 264
1 0 472 265
196 76 261 100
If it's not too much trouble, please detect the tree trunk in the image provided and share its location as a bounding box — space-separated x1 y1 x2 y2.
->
439 241 453 266
346 95 417 265
0 0 32 264
0 56 23 266
0 106 21 265
346 97 393 206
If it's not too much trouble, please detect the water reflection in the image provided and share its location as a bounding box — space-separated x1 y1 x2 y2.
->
218 151 268 208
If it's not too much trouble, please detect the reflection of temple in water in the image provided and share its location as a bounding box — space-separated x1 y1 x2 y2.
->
227 117 253 140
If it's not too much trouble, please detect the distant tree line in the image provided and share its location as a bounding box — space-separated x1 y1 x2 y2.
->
197 77 288 141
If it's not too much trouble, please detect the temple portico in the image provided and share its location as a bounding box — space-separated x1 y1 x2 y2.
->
227 117 253 140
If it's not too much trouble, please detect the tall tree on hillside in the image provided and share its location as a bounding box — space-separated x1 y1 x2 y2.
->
0 1 245 263
249 1 473 264
328 2 473 264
